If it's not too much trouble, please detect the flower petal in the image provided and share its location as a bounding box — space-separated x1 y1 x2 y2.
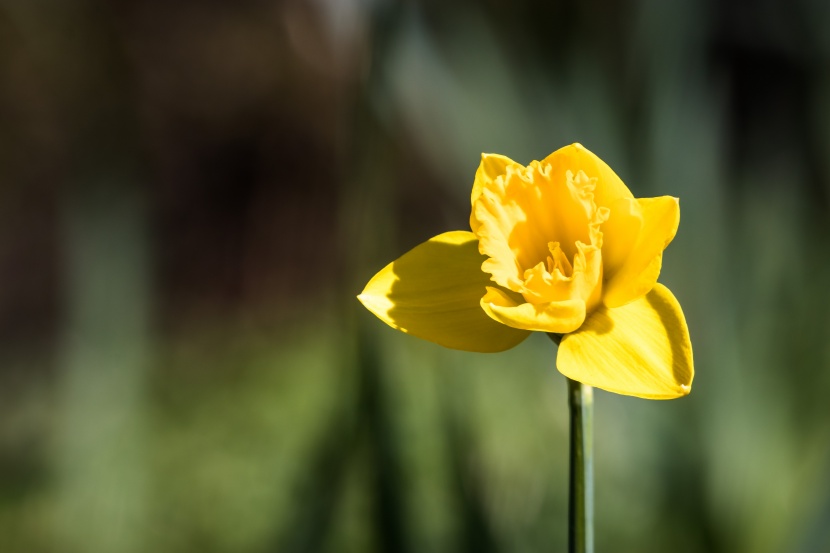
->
480 286 586 333
557 283 693 399
358 231 530 353
602 196 680 308
599 197 642 278
470 153 519 208
542 143 633 210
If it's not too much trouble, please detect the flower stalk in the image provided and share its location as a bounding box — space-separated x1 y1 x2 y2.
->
568 377 593 553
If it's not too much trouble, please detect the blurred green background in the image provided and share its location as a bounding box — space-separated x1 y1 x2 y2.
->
1 0 830 552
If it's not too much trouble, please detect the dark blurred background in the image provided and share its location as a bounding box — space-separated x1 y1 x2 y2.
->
1 0 830 552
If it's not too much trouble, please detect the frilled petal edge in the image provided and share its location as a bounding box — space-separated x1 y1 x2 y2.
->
470 153 519 207
542 143 634 210
556 283 693 399
358 231 531 353
480 286 586 334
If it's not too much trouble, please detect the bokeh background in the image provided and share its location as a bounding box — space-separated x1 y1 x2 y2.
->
2 0 830 552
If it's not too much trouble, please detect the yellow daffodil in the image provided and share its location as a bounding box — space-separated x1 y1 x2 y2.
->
358 143 693 399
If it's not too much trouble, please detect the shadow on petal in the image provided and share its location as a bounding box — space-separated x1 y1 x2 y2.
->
555 283 693 399
646 285 693 391
359 231 530 353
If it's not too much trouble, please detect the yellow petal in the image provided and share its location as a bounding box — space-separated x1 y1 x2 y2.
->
542 143 633 210
358 231 530 353
557 283 693 399
599 197 642 278
480 286 586 333
602 197 680 308
470 153 519 208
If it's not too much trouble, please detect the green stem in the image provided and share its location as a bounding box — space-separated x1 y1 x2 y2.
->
567 378 594 553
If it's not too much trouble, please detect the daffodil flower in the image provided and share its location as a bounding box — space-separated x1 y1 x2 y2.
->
358 144 693 399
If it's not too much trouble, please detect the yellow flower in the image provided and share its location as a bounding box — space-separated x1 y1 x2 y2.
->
358 144 693 399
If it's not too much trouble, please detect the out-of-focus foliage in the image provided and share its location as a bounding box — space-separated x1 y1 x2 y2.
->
1 0 830 552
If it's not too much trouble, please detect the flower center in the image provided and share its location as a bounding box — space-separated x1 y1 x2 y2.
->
473 164 608 312
516 170 607 306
